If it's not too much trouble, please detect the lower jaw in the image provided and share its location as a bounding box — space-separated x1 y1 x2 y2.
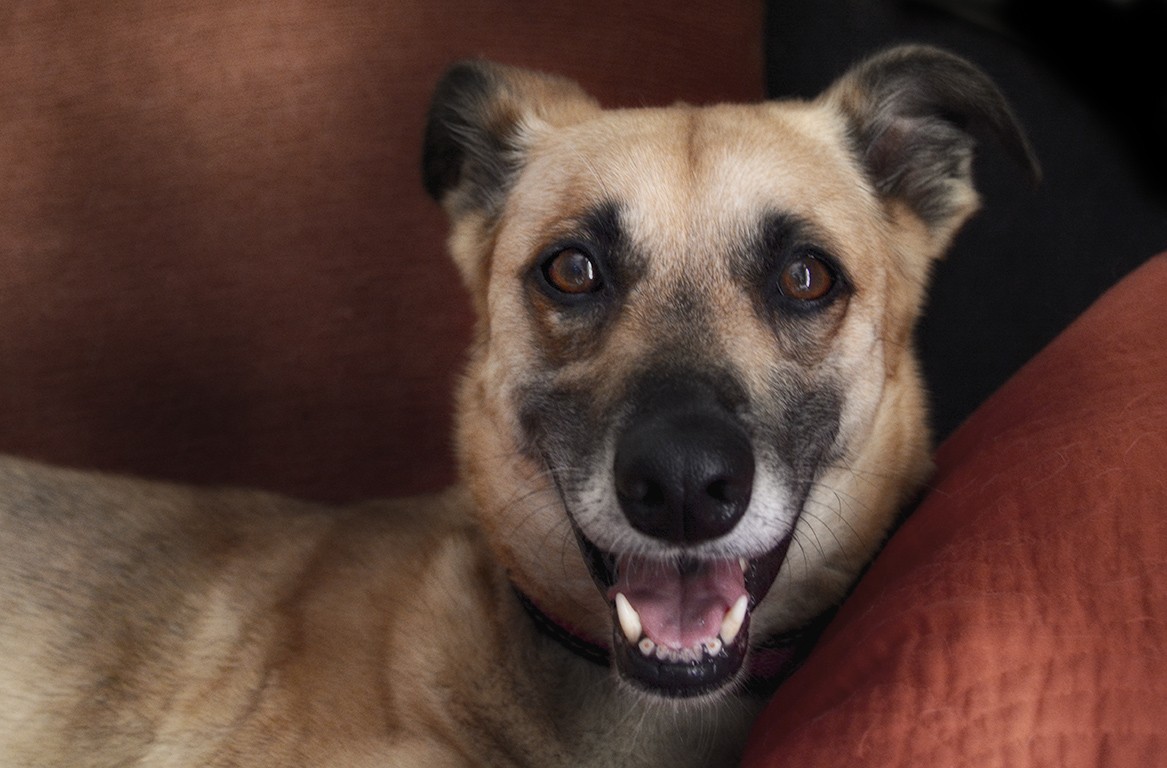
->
575 532 796 699
611 624 750 698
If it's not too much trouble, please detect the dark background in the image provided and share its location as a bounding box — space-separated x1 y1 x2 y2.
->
765 0 1167 439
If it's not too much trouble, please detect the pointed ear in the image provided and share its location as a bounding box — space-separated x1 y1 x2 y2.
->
422 60 600 221
821 45 1039 242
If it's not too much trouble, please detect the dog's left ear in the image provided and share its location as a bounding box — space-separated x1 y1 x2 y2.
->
422 61 600 221
822 45 1040 246
423 61 600 300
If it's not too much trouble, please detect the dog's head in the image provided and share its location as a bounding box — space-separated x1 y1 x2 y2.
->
423 46 1037 699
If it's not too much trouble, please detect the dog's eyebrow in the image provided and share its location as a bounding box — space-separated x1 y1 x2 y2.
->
759 211 827 254
570 200 624 251
735 212 822 279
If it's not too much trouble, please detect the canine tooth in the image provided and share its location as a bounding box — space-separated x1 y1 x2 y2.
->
719 596 748 645
703 637 723 656
638 638 656 656
614 593 642 643
739 558 748 572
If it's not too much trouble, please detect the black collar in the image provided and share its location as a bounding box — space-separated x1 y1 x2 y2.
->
514 588 610 667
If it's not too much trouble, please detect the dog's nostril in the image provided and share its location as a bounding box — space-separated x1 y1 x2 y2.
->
620 477 666 508
706 478 734 504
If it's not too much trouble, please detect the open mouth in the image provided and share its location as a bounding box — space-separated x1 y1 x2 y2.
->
576 532 793 698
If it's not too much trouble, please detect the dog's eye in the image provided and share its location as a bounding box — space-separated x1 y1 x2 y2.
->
778 254 835 303
542 248 603 295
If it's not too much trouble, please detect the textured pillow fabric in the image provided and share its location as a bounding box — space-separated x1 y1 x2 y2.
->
743 253 1167 766
0 0 763 502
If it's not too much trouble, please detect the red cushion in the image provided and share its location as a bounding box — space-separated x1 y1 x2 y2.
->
0 1 762 502
744 253 1167 766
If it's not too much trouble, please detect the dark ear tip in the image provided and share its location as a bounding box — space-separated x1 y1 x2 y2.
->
421 60 500 202
889 45 1043 184
432 60 500 104
1017 133 1043 186
985 91 1042 188
842 44 1042 195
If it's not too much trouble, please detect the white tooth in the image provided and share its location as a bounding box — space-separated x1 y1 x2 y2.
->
614 593 642 644
719 596 748 645
703 637 723 656
638 638 656 656
739 558 748 572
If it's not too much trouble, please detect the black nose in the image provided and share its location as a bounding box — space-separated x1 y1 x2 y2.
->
614 405 755 544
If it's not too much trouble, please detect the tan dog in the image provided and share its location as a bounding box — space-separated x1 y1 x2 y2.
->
0 46 1036 767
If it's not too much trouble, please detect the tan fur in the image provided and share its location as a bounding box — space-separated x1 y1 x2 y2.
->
0 47 1032 766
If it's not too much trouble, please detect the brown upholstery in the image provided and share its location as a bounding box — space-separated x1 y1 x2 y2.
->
0 1 763 502
744 253 1167 767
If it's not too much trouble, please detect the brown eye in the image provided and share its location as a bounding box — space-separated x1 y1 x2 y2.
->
778 254 835 302
543 248 602 295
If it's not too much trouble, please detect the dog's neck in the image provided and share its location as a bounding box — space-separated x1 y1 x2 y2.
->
513 587 820 696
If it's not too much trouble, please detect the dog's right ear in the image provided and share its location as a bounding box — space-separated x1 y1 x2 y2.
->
821 45 1040 251
422 61 600 221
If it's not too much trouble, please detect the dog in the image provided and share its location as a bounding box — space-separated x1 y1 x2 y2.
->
0 45 1036 766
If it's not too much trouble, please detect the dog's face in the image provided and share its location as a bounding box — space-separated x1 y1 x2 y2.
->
424 47 1036 699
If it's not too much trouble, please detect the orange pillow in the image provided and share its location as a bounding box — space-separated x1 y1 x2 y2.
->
744 253 1167 766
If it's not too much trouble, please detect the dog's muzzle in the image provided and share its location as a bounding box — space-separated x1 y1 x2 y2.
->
572 378 794 698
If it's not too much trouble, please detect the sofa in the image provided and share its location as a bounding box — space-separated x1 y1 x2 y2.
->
4 1 1164 764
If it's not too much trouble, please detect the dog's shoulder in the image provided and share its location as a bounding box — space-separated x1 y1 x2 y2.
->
0 455 489 765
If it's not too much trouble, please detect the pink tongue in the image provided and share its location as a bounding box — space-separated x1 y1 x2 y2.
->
608 556 746 650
